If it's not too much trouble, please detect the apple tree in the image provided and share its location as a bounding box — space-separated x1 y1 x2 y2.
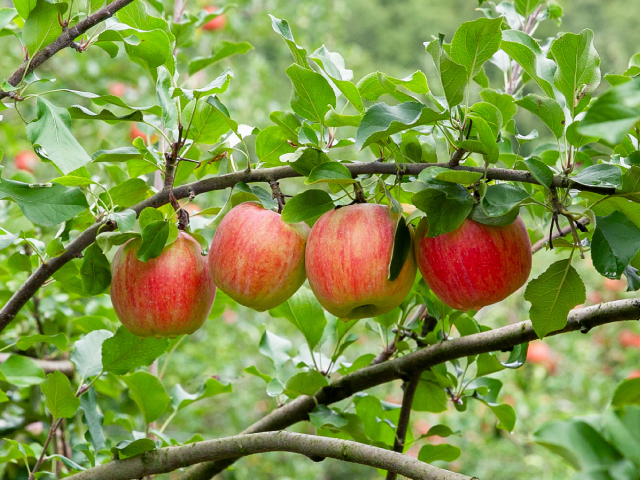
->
0 0 639 479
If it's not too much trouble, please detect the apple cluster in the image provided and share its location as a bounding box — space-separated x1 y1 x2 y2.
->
110 201 533 337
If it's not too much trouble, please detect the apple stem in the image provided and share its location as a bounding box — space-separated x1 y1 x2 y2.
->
270 180 286 213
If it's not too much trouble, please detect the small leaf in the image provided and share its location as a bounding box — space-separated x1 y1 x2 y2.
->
105 209 137 232
111 438 156 459
286 64 336 124
516 94 565 139
136 221 170 262
450 17 503 80
71 330 114 380
309 405 349 429
268 15 309 68
281 190 334 224
433 170 482 184
102 327 169 375
123 371 170 424
591 211 640 279
189 41 253 75
259 330 292 369
388 216 412 281
17 333 68 352
80 387 106 453
0 355 45 387
418 444 461 463
269 286 326 350
482 184 530 217
523 157 554 189
255 125 296 164
525 259 586 338
611 378 640 407
305 162 356 185
425 37 467 107
171 378 233 411
573 164 622 189
41 371 80 419
285 370 328 398
80 243 111 295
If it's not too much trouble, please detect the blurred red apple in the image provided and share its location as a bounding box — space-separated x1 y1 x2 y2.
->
305 203 417 319
111 232 216 337
414 217 532 311
208 202 310 311
129 123 157 143
14 150 39 173
603 278 626 292
619 329 640 348
628 370 640 379
202 6 226 31
108 82 127 97
527 340 557 374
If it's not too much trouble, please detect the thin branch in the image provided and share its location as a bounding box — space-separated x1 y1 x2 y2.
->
65 431 474 480
0 353 74 376
0 162 616 334
0 0 135 97
183 298 640 480
531 217 590 254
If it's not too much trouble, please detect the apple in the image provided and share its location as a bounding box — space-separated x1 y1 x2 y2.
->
202 6 226 31
14 150 39 173
110 232 216 337
619 329 640 348
129 123 157 143
208 202 310 311
603 278 626 293
527 340 557 374
628 370 640 380
108 82 127 97
414 216 532 311
305 203 417 319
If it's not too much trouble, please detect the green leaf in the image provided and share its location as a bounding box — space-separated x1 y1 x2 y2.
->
191 68 234 99
550 29 601 116
566 121 599 148
92 147 144 163
469 203 519 226
611 378 640 407
578 77 640 145
425 37 467 107
285 370 328 398
259 329 292 369
418 444 461 463
106 209 137 232
0 179 89 227
356 101 448 150
270 111 302 141
310 45 363 112
244 366 272 384
80 387 106 453
591 211 640 279
41 371 80 419
156 67 177 131
189 41 253 75
286 64 336 124
281 190 335 224
280 147 331 176
123 371 170 424
171 378 232 411
451 17 503 80
182 99 232 145
136 221 170 262
80 243 111 295
255 125 297 164
523 157 554 189
324 106 362 128
480 88 517 125
100 178 149 208
525 259 586 338
71 330 114 380
482 184 530 217
357 71 429 103
101 327 169 375
13 0 35 19
309 405 348 429
413 374 448 412
67 105 144 123
26 98 92 175
17 333 68 352
500 30 556 98
305 162 356 185
0 355 45 387
515 94 566 139
433 170 482 184
412 180 474 237
470 102 503 138
111 438 156 459
22 0 63 55
388 216 412 281
138 207 164 230
268 15 309 68
573 164 622 189
269 286 327 350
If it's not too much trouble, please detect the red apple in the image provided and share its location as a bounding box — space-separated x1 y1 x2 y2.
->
108 82 127 97
628 370 640 380
305 203 417 319
129 123 157 143
527 341 557 374
603 278 626 292
110 232 216 337
14 150 39 173
619 329 640 348
414 217 532 311
202 6 226 31
208 202 310 311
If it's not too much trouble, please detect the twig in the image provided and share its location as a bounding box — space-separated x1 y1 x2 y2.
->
531 217 590 254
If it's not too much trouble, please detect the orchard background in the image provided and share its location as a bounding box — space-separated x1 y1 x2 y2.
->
0 0 639 479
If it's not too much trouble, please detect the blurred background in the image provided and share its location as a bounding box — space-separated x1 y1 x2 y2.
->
0 1 639 479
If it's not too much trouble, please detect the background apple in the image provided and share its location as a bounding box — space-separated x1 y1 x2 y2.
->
108 82 127 97
129 123 157 143
415 217 532 311
619 329 640 348
527 340 557 374
111 232 216 337
14 150 39 173
202 6 226 31
208 202 310 311
305 203 417 319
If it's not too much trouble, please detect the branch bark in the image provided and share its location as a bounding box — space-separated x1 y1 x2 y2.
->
183 298 640 480
65 431 474 480
387 372 421 480
0 0 135 97
0 162 614 334
0 353 74 376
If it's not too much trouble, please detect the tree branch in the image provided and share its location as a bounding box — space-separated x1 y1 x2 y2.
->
0 0 135 97
183 298 640 480
0 162 614 334
531 217 590 254
65 431 474 480
0 353 74 376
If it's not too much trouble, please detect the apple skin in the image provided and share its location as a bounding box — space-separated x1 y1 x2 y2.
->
305 203 417 319
208 202 310 311
108 82 127 97
202 6 226 31
14 150 39 173
110 232 216 337
415 216 532 311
